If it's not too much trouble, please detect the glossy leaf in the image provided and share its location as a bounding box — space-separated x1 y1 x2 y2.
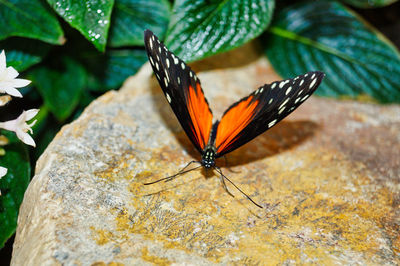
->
340 0 398 8
0 0 63 44
0 131 30 248
165 0 274 62
264 1 400 103
46 0 114 52
29 58 87 121
108 0 171 47
86 49 148 91
0 38 51 71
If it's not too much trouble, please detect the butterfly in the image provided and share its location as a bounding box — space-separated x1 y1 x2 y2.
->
143 29 325 208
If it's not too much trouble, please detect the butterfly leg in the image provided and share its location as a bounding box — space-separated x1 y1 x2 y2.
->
214 166 263 209
144 160 201 185
164 160 201 183
218 170 235 198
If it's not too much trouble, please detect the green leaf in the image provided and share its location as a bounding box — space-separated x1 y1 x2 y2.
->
85 49 148 91
46 0 114 52
29 57 87 121
0 38 51 71
0 0 64 44
340 0 398 8
108 0 171 47
165 0 274 62
264 1 400 103
0 131 30 248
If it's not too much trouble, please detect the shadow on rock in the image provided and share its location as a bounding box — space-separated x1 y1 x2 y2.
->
221 120 319 167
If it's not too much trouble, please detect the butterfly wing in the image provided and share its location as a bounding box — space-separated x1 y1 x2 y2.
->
144 30 213 153
214 71 325 157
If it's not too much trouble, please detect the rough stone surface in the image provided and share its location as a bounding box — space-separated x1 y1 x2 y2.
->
11 42 400 265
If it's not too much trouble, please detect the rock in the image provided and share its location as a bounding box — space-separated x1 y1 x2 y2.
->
11 41 400 265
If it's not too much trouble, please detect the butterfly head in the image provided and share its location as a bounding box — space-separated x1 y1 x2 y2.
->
201 146 216 169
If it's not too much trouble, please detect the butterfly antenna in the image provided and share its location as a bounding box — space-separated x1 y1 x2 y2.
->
214 166 263 208
144 161 201 185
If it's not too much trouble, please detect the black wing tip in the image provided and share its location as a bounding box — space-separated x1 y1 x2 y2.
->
144 29 153 38
144 30 152 50
306 70 326 79
144 29 159 46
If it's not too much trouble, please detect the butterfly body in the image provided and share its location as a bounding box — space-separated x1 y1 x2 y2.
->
201 145 217 168
143 29 325 207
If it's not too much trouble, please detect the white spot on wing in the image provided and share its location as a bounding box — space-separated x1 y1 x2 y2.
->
301 95 309 102
311 73 316 79
166 93 171 103
164 77 168 87
177 77 181 84
278 106 286 114
155 62 159 71
164 69 170 82
279 81 286 88
149 39 153 50
279 98 290 109
309 78 317 88
299 79 304 86
268 98 273 104
181 62 185 69
149 56 154 66
259 87 264 93
268 119 277 128
172 54 179 64
286 86 292 95
158 47 161 53
271 83 277 89
166 58 170 68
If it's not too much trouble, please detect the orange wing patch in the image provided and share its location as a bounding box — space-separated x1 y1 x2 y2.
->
187 83 213 150
215 96 259 153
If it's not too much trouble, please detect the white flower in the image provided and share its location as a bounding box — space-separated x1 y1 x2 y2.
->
0 166 6 195
0 166 6 178
0 109 39 147
0 50 31 97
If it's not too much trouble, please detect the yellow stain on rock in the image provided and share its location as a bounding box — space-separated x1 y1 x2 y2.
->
91 262 124 266
90 140 396 264
90 226 113 245
141 247 171 265
95 154 137 183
